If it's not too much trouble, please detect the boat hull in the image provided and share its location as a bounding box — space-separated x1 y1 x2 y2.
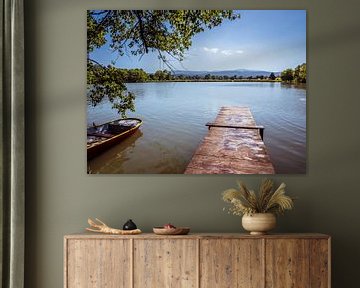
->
87 118 142 160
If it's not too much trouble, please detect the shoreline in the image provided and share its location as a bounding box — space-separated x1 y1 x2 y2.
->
146 79 280 83
124 79 306 85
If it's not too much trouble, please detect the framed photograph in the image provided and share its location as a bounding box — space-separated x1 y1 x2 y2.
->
86 10 306 174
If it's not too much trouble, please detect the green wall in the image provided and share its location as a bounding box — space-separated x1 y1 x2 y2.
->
24 0 360 287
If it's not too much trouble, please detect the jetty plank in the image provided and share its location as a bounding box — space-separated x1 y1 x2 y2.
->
185 106 275 174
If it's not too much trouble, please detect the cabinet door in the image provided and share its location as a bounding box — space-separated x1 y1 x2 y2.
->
134 239 198 288
200 239 264 288
66 239 131 288
309 239 330 288
265 239 312 288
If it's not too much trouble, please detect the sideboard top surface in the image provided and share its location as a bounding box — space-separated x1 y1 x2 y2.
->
64 232 330 240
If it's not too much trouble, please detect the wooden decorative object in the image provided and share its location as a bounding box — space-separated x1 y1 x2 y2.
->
64 233 331 288
86 218 141 235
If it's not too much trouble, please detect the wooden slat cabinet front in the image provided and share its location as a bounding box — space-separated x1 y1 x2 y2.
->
133 239 198 288
265 238 330 288
200 238 264 288
64 234 330 288
65 239 132 288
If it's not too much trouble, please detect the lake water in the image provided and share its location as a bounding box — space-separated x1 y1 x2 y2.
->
87 82 306 174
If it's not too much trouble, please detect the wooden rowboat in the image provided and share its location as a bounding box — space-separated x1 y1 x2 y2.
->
87 118 142 160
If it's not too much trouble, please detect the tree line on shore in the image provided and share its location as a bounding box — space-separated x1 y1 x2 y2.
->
92 63 306 83
280 63 306 83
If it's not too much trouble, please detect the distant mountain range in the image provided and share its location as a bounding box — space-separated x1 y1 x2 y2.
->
173 69 280 77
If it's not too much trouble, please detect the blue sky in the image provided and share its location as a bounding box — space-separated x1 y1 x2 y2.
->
90 10 306 72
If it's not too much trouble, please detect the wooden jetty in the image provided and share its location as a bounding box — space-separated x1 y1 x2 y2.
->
185 106 275 174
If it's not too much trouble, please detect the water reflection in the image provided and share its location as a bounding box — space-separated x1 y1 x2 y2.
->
88 129 143 174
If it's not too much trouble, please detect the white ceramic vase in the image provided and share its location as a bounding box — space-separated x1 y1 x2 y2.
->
242 213 276 235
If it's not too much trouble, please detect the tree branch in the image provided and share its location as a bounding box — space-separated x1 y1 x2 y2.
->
88 58 103 66
134 11 149 53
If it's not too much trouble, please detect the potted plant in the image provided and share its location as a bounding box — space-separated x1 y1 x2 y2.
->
222 179 294 235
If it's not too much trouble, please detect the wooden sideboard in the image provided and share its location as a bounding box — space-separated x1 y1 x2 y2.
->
64 233 330 288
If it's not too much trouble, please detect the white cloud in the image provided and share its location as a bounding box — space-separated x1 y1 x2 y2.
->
221 50 233 56
204 47 244 56
203 47 219 53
